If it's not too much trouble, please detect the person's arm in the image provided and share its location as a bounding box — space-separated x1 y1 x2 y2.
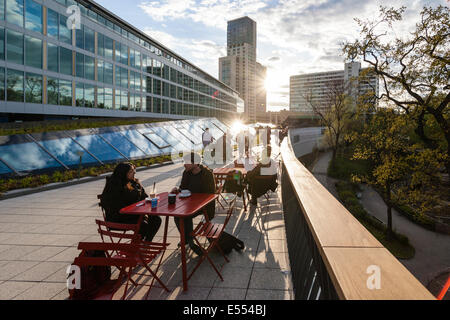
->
171 171 188 194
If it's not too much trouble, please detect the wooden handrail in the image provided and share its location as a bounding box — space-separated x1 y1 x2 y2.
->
280 132 435 300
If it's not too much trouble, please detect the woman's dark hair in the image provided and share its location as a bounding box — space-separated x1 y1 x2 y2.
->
109 162 134 187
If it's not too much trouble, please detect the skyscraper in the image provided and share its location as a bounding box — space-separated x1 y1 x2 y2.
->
219 16 265 123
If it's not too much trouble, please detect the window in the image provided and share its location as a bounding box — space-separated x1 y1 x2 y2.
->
7 29 23 65
84 27 94 53
120 90 128 110
97 86 103 108
47 77 58 104
121 67 128 88
97 33 103 56
0 0 4 20
75 25 84 49
25 36 42 68
84 55 94 80
0 27 4 60
129 48 135 68
76 52 83 78
59 79 72 106
0 68 4 101
47 43 58 72
153 78 161 95
59 47 72 76
25 0 42 33
115 41 121 63
59 14 71 44
153 97 161 113
104 87 112 109
120 43 128 65
6 0 23 27
84 84 94 107
7 69 24 101
104 62 113 84
104 36 113 60
97 59 103 83
75 82 84 106
25 72 41 103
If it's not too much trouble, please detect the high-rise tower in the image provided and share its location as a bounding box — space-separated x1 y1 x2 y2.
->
219 17 264 123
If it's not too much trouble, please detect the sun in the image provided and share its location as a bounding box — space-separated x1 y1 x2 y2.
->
264 70 284 92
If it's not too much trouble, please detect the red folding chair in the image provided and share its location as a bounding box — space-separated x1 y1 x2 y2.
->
187 196 237 282
95 219 170 299
70 242 138 300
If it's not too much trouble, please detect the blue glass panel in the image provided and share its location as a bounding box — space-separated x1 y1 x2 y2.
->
211 119 228 133
0 159 12 174
37 136 98 166
72 134 124 162
147 125 190 152
172 123 199 145
100 132 146 159
183 121 205 139
120 130 160 156
0 139 62 172
143 132 170 149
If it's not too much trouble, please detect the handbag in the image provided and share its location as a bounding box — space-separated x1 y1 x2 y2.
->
216 232 245 255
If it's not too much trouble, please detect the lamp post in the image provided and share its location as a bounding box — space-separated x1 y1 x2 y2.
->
75 151 84 179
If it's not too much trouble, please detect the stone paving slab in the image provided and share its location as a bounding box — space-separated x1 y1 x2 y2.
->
0 161 293 300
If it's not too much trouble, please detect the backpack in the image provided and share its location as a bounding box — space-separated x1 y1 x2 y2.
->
216 232 245 255
68 250 112 300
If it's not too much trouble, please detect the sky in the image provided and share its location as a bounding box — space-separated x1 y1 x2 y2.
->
95 0 447 111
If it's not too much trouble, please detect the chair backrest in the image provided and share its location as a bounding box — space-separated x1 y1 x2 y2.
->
97 194 106 221
95 219 141 244
222 196 237 228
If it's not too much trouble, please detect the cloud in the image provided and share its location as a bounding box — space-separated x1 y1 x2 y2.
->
268 56 280 62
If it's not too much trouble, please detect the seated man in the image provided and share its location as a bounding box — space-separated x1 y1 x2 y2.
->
171 152 216 256
246 147 279 205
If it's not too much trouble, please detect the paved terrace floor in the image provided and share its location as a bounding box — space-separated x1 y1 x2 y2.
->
0 161 294 300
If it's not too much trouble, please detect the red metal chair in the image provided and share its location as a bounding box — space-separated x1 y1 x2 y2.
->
187 196 237 282
95 219 170 299
70 242 138 300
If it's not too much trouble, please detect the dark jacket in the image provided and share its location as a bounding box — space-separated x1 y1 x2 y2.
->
100 177 148 224
246 164 278 198
179 165 216 220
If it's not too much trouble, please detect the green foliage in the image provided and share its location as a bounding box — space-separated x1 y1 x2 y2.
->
335 181 414 258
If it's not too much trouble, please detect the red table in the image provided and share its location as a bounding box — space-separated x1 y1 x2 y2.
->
120 192 218 292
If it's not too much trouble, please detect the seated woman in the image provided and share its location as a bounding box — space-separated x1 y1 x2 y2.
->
246 147 279 205
100 162 161 242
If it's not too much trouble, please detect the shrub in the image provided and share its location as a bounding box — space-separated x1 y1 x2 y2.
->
52 171 63 182
39 175 50 185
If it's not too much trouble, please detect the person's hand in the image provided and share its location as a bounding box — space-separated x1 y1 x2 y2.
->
170 187 179 194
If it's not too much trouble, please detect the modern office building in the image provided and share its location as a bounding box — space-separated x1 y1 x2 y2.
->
219 16 263 123
0 0 244 123
290 62 379 113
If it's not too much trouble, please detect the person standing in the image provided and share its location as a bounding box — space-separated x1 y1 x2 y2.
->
202 128 214 149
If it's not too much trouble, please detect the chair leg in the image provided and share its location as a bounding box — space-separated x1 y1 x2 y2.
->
188 237 224 282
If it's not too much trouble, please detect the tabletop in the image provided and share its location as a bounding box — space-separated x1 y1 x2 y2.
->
119 192 218 218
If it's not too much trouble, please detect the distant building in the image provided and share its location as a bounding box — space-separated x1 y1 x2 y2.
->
219 16 262 123
289 62 379 113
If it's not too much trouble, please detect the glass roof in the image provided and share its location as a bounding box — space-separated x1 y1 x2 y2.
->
99 131 146 159
0 159 13 174
120 130 161 157
0 135 63 172
0 118 228 175
70 133 126 163
32 133 100 167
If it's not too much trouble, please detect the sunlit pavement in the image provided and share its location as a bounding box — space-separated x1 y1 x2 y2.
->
0 143 293 300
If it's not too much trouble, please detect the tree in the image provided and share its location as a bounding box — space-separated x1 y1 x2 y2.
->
351 108 442 237
304 79 354 160
343 5 450 173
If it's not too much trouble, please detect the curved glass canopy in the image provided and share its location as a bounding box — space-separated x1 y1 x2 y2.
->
0 118 226 175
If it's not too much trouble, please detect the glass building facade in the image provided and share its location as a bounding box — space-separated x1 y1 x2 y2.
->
0 0 243 122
